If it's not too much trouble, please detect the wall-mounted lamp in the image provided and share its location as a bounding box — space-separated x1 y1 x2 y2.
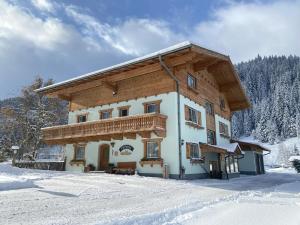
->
110 142 115 148
181 139 185 146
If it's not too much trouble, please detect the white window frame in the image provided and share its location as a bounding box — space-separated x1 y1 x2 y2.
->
187 74 196 89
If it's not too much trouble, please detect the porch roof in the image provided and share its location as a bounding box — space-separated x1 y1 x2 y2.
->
231 139 271 152
200 142 243 155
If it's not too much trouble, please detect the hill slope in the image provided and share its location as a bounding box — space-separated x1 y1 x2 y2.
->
232 55 300 144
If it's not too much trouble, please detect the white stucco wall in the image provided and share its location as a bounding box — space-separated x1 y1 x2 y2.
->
180 95 207 175
65 92 180 176
215 114 231 146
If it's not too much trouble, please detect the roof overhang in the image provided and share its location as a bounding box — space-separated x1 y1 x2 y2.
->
36 41 250 111
231 139 271 152
200 142 243 155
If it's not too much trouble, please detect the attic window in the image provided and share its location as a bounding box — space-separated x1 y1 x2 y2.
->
220 97 225 110
187 74 196 89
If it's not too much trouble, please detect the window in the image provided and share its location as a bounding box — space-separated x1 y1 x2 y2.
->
118 106 130 117
186 143 200 159
220 97 225 110
219 122 229 136
205 101 214 115
226 156 239 173
190 143 200 159
143 100 161 113
184 105 202 127
188 107 197 123
77 114 87 123
74 145 85 160
146 141 159 158
187 74 196 89
207 130 216 145
99 109 113 119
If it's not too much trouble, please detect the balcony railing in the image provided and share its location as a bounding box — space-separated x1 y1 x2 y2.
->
42 113 167 144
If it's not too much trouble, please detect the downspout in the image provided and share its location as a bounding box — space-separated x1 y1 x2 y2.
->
158 55 183 179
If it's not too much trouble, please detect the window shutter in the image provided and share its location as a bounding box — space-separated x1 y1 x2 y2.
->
197 111 202 126
184 105 189 121
186 143 191 159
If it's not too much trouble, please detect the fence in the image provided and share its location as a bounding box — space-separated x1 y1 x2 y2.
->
15 159 66 171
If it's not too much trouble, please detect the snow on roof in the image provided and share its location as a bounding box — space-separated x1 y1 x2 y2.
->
234 138 272 152
201 142 242 155
36 41 228 93
219 142 242 153
289 156 300 162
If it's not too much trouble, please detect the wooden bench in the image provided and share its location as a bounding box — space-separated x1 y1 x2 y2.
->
113 162 136 175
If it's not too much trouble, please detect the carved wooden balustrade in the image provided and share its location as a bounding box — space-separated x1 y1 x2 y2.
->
42 113 167 144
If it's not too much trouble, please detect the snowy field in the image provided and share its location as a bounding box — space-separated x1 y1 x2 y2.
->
0 162 299 225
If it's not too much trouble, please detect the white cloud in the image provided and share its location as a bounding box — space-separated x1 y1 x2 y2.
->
31 0 55 13
193 0 300 62
0 0 300 98
65 5 184 56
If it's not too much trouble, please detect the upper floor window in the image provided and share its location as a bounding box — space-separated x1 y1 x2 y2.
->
77 114 87 123
74 145 85 161
99 109 113 119
184 105 202 127
207 130 216 145
118 106 130 117
205 101 214 116
143 100 161 113
220 97 226 110
219 122 229 137
187 74 196 89
186 143 200 159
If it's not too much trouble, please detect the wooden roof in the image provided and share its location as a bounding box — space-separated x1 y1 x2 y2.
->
231 140 271 152
36 41 250 111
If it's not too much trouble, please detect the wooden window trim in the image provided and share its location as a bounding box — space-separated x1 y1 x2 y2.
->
184 105 203 128
71 144 86 165
76 113 88 123
140 138 163 167
143 100 162 113
117 105 131 117
186 142 202 162
99 108 113 119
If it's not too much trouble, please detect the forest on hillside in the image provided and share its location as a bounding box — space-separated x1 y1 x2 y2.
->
232 55 300 144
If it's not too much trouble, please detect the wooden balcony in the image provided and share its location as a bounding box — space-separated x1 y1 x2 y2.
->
42 113 167 145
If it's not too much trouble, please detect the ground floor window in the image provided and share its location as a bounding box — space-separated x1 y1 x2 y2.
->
74 145 85 161
143 139 162 159
186 143 200 159
226 155 239 173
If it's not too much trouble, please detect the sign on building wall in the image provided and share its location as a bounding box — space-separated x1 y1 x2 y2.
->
119 145 134 155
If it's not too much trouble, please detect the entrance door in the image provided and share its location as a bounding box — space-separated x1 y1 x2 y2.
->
209 160 221 179
255 153 262 174
99 144 110 171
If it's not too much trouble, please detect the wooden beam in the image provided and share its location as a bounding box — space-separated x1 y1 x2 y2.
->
124 133 136 139
219 82 238 92
138 131 151 139
102 81 118 94
111 134 123 140
193 58 221 72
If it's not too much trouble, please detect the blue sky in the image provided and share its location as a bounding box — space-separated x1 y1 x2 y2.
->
0 0 300 99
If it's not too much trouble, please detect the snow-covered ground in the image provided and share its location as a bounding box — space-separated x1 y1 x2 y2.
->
0 162 299 225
